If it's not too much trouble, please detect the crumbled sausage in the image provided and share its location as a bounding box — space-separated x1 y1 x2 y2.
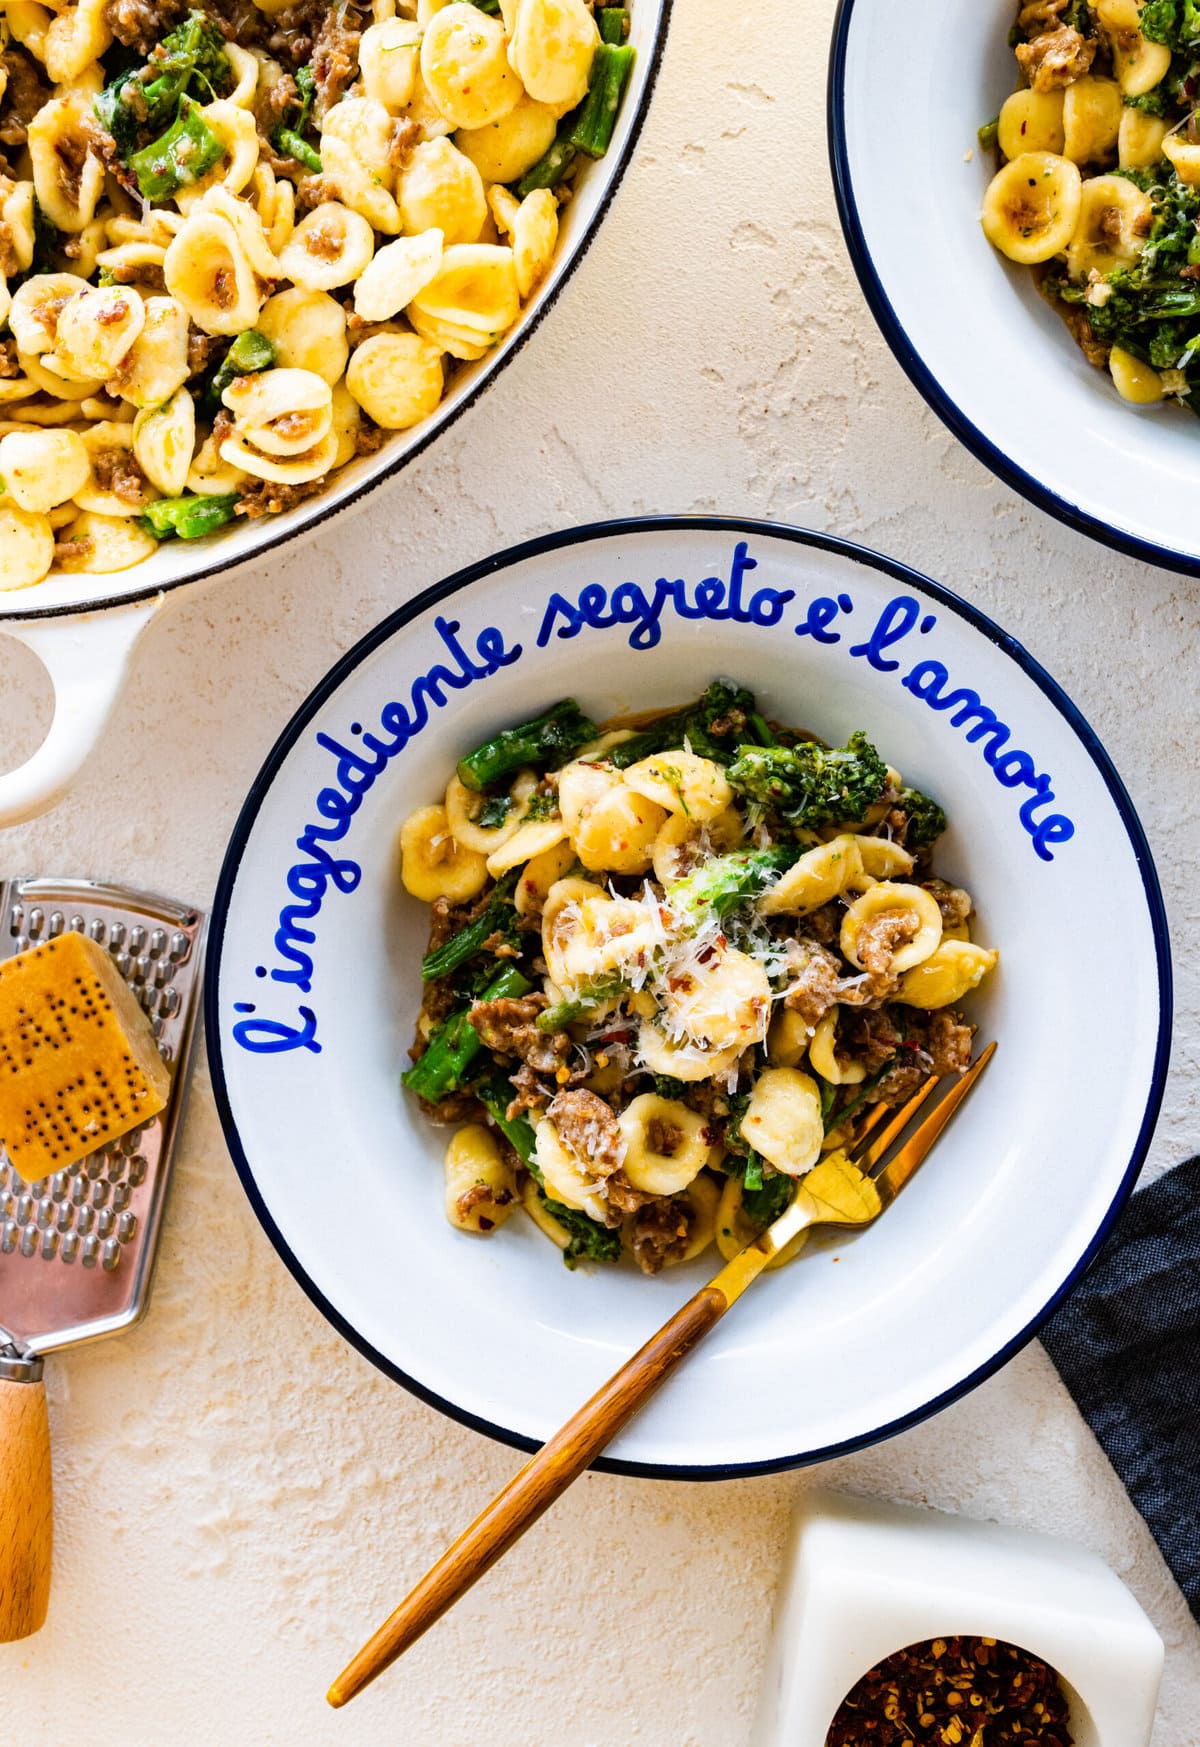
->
354 419 387 457
645 1116 683 1157
104 0 188 52
795 900 841 946
1016 0 1068 29
235 474 330 517
92 446 153 507
922 879 972 929
388 115 421 170
628 1197 690 1274
853 909 920 977
311 0 362 117
0 48 51 149
1015 26 1095 91
925 1011 974 1076
469 993 570 1075
783 940 843 1028
0 223 19 281
546 1088 625 1178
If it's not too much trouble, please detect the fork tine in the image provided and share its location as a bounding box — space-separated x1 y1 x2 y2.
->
871 1042 998 1209
849 1073 942 1173
836 1098 892 1151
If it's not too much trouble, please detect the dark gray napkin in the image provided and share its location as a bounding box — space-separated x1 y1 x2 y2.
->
1040 1155 1200 1624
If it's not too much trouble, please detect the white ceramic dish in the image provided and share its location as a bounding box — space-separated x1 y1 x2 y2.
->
829 0 1200 575
751 1489 1163 1747
205 517 1170 1476
0 1 669 825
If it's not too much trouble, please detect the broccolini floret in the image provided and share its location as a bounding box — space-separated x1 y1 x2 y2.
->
726 731 890 829
666 847 795 930
94 10 232 160
607 679 772 769
896 786 946 850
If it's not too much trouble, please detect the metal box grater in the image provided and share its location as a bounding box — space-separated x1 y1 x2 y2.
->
0 879 205 1355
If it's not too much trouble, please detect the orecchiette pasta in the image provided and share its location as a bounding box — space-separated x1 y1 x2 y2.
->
455 92 558 182
742 1068 825 1178
443 1124 518 1231
359 17 422 109
397 137 487 243
623 749 732 824
399 802 489 902
0 503 56 588
618 1094 709 1195
0 0 628 581
165 212 263 334
507 0 597 111
758 834 865 915
27 97 105 232
0 429 89 512
422 2 521 130
896 941 1000 1010
352 229 445 322
133 388 196 497
344 332 445 429
808 1008 865 1086
54 285 145 380
840 882 944 974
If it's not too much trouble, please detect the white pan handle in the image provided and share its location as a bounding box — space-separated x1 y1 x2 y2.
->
0 595 162 827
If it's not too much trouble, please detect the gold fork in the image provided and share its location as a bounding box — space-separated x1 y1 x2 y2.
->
327 1041 997 1709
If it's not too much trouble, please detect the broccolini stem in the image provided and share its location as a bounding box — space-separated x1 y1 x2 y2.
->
568 43 635 160
456 699 596 791
402 965 531 1102
597 6 629 43
272 127 321 173
535 975 624 1032
140 492 240 541
476 1077 537 1164
204 328 276 415
420 871 518 981
515 138 578 198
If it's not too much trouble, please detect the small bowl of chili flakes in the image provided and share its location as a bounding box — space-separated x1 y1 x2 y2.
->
826 1634 1072 1746
749 1489 1163 1747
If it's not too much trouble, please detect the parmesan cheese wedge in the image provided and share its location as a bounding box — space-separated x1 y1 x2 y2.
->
0 932 171 1176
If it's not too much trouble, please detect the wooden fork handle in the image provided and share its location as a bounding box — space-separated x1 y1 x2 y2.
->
327 1283 729 1708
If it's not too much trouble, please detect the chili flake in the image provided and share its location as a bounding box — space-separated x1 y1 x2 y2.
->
825 1634 1074 1746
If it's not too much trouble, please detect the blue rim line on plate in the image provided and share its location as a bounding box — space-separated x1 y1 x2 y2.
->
827 0 1200 580
1 7 674 625
204 515 1173 1480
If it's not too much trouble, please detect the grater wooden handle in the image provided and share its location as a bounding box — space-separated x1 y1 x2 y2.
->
0 1374 52 1642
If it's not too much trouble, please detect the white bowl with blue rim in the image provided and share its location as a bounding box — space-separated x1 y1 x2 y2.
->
829 0 1200 575
205 518 1170 1476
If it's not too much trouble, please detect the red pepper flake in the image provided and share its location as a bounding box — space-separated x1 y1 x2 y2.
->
825 1635 1074 1747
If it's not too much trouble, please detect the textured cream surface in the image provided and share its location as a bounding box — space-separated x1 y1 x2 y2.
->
2 0 1199 1740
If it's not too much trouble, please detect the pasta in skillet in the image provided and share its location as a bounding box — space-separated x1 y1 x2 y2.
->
980 0 1200 415
399 680 999 1276
0 0 636 586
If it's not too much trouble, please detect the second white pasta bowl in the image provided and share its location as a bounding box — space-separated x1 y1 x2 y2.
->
829 0 1200 574
205 517 1169 1475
